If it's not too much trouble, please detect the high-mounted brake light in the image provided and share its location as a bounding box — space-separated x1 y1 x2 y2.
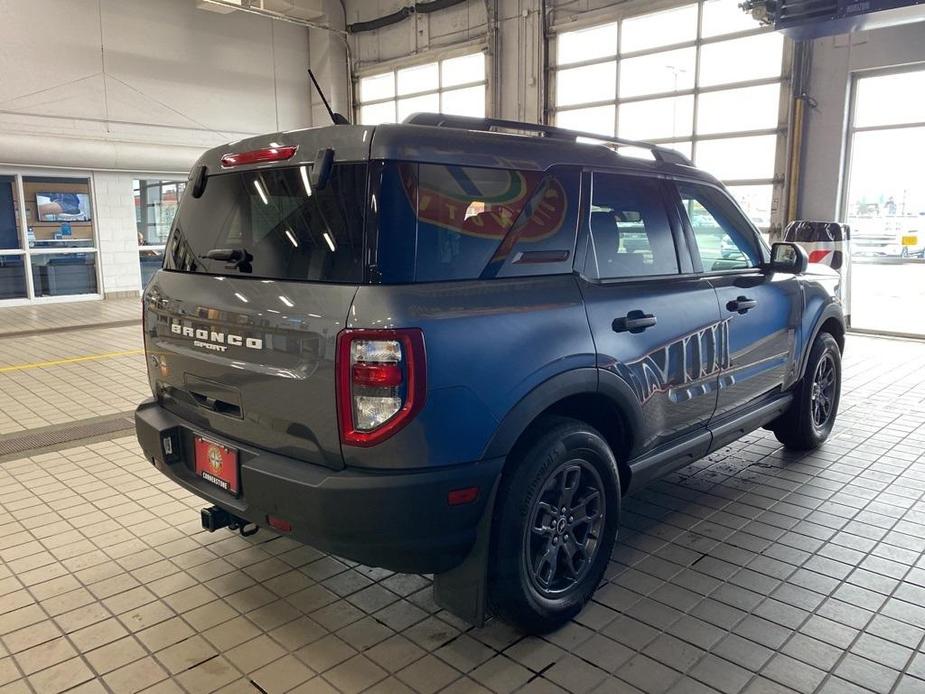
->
221 145 298 168
336 329 426 447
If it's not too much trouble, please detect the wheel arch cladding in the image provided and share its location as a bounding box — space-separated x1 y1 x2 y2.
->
801 306 846 379
483 369 638 495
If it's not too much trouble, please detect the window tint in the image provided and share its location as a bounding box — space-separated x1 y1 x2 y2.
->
164 164 366 283
678 183 761 271
376 162 577 282
587 174 679 279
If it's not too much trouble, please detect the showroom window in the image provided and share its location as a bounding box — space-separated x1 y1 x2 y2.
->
843 66 925 337
552 0 786 228
135 178 185 287
357 52 487 125
0 173 100 303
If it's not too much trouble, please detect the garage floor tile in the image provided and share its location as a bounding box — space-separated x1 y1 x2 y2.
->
1 313 925 694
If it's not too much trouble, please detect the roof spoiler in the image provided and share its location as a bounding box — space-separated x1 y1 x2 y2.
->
403 113 693 166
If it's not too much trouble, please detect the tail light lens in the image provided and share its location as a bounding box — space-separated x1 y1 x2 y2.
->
336 329 426 446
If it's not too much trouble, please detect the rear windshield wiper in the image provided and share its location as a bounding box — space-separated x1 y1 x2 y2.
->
200 247 253 273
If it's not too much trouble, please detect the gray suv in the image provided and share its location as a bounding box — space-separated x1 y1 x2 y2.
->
136 114 845 632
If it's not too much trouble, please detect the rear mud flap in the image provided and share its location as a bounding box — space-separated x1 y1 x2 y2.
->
432 476 500 627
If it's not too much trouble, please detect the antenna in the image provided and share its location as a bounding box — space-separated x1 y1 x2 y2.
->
308 69 350 125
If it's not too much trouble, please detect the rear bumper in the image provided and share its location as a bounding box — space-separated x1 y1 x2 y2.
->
135 398 503 574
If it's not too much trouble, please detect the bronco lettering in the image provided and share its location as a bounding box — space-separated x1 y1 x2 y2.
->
170 321 263 350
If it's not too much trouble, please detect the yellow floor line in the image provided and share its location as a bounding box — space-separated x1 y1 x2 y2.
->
0 349 145 373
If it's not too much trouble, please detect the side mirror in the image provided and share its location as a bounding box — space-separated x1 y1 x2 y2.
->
769 242 808 274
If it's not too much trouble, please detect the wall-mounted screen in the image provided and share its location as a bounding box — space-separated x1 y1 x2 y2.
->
35 192 92 222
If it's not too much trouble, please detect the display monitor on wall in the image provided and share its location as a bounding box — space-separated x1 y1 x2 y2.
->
35 193 92 222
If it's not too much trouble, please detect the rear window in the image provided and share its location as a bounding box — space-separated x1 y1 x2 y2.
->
164 163 367 282
374 162 579 282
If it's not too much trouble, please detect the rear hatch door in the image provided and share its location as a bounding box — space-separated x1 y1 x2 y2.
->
144 151 369 470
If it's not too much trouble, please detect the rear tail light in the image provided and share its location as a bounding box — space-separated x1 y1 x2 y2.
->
220 145 298 168
336 329 426 447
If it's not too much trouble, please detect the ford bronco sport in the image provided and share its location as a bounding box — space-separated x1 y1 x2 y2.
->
136 113 845 633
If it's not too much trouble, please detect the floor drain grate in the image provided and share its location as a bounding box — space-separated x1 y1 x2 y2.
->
0 413 136 460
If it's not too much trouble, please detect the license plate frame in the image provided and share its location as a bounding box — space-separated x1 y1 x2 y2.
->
193 436 240 496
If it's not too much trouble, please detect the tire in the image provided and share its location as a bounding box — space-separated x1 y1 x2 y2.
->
772 332 841 450
488 416 621 633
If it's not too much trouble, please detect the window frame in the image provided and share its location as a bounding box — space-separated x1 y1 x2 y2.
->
0 168 103 305
354 47 489 125
135 177 186 289
575 168 694 283
550 2 791 232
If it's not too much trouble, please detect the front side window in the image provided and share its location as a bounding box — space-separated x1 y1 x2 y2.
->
587 173 679 279
164 164 367 283
678 182 762 272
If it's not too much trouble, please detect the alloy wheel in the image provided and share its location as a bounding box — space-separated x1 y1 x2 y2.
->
525 459 606 597
811 352 837 428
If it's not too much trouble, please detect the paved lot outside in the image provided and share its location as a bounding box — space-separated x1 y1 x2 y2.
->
0 304 924 693
850 260 925 336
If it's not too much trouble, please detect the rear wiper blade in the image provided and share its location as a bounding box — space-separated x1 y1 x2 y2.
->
200 247 253 273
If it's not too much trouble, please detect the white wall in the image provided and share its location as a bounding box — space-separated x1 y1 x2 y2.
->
0 0 353 300
92 173 142 295
0 0 316 173
800 21 925 221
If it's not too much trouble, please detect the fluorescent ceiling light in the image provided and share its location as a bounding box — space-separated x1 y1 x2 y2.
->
253 178 268 205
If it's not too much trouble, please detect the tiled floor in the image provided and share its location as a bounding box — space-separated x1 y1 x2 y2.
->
1 307 925 693
0 326 146 435
0 299 140 336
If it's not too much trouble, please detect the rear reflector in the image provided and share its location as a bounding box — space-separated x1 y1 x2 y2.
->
352 363 403 388
266 515 293 533
221 145 298 168
448 487 480 506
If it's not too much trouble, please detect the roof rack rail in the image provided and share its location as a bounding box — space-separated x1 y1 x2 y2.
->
403 113 693 166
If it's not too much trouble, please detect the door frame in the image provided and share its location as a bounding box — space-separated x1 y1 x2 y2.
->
839 62 925 339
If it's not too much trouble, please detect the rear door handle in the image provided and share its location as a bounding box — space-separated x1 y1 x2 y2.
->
612 310 657 334
727 296 758 314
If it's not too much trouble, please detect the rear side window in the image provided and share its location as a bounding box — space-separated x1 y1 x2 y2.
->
586 173 679 279
375 162 579 282
164 163 367 282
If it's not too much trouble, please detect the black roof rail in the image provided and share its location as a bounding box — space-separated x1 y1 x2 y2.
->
403 113 693 167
